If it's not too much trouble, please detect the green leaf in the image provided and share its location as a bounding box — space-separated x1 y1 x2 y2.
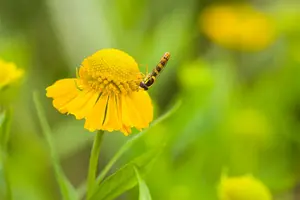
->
90 147 162 200
0 109 12 150
0 109 12 200
0 112 5 127
134 166 152 200
33 91 78 200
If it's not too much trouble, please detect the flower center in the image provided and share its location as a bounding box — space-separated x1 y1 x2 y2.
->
78 49 143 95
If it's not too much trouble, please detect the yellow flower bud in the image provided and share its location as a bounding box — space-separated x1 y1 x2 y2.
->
218 174 272 200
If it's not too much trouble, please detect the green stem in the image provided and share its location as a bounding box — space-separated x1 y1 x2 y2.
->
1 152 12 200
1 108 12 200
87 130 104 199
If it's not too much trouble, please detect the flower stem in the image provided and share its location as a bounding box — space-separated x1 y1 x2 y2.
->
1 152 12 200
87 130 104 199
1 108 12 200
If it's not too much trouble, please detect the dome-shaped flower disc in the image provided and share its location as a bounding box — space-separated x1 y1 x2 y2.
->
46 49 153 135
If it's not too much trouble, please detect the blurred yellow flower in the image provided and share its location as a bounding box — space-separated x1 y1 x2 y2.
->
46 49 153 135
0 59 24 89
218 174 272 200
200 4 276 51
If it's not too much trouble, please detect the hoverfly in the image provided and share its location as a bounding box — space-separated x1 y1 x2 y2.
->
140 52 171 90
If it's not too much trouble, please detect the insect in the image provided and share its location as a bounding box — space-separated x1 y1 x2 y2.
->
140 52 171 90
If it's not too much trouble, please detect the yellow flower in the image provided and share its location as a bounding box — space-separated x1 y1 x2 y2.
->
218 174 272 200
46 49 153 135
200 4 276 51
0 59 24 89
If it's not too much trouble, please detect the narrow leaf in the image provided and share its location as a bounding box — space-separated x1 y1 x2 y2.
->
0 112 5 127
33 91 78 200
0 109 12 150
90 147 162 200
0 109 12 200
134 166 152 200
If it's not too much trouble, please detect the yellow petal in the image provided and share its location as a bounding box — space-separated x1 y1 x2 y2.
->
63 90 99 119
121 94 143 128
120 125 131 136
130 91 153 127
46 79 80 114
102 94 122 132
121 90 153 131
84 94 109 132
116 94 123 123
46 79 78 98
117 95 132 135
52 92 78 114
121 91 153 130
72 91 100 120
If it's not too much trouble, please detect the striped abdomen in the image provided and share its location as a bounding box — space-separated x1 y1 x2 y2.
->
140 52 171 90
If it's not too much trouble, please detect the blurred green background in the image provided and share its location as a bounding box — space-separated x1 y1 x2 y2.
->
1 0 300 199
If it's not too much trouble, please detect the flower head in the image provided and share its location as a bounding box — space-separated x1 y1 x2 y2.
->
199 4 276 51
46 49 153 135
0 59 24 90
218 174 272 200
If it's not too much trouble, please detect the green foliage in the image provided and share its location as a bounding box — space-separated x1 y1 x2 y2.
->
0 109 12 200
134 166 152 200
0 109 11 150
33 92 78 200
90 147 161 200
